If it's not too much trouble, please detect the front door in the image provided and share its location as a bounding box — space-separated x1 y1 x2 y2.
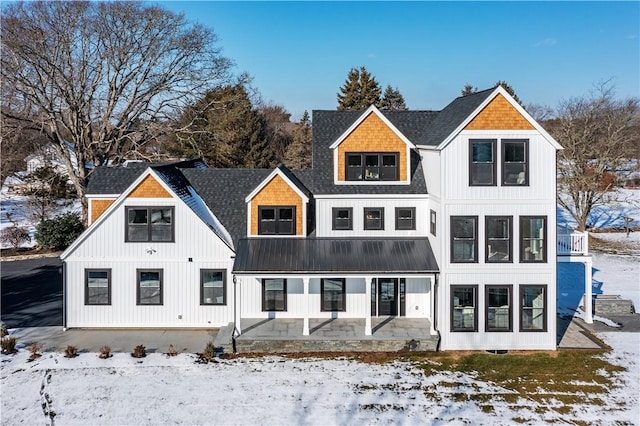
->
378 278 398 316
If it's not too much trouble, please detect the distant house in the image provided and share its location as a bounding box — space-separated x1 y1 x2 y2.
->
61 86 579 351
25 142 78 176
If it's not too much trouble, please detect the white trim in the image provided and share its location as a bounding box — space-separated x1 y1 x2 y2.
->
331 180 412 186
244 167 309 203
231 273 438 279
314 193 429 200
86 194 119 198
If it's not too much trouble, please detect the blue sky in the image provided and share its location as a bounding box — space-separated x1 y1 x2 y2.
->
164 1 637 119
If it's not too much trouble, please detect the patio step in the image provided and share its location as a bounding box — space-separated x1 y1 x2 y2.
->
213 322 235 354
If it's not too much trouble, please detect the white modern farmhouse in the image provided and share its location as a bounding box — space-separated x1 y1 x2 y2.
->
61 86 564 351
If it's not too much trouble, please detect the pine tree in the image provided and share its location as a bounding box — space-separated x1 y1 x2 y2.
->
380 85 407 110
461 83 478 96
337 66 382 110
494 80 522 105
284 111 313 169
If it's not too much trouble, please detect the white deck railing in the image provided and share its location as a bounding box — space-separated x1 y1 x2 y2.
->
557 231 588 256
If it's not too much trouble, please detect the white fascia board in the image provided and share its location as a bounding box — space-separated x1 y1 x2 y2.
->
328 105 417 150
314 193 429 200
332 180 411 186
86 194 119 199
244 168 309 203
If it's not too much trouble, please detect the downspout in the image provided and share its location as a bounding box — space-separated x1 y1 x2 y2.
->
434 273 441 351
62 260 67 331
232 274 238 353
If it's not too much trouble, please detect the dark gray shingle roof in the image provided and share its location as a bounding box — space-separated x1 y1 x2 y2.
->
232 237 439 274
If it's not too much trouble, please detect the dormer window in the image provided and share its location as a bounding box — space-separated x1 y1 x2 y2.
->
258 206 295 235
345 153 398 181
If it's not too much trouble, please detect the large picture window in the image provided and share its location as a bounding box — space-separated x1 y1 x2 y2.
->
502 140 529 186
201 269 226 305
520 216 547 262
126 207 174 242
451 285 478 332
469 140 496 186
486 285 512 332
332 208 353 230
345 153 399 181
485 216 512 263
395 207 416 230
321 278 346 312
262 278 287 311
364 207 384 230
137 269 163 305
520 285 547 331
85 269 111 305
258 206 295 235
451 216 478 263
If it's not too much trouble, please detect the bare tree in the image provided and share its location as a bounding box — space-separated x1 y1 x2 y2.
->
549 82 639 230
1 1 232 223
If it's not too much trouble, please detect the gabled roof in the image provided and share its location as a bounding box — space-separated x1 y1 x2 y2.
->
244 164 310 203
232 237 439 274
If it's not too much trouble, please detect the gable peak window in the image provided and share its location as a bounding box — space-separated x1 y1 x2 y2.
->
346 153 398 181
126 206 174 242
502 139 529 186
469 140 496 186
258 206 295 235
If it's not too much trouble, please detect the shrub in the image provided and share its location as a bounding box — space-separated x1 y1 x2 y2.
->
0 226 31 249
0 321 8 338
131 344 146 358
198 341 218 364
64 345 79 358
34 212 84 250
98 345 111 359
166 344 177 357
1 336 17 354
27 342 43 361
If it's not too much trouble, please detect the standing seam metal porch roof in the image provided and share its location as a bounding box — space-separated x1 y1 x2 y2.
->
232 238 439 274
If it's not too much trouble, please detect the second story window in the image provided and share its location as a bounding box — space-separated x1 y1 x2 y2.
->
346 153 398 181
395 207 416 230
469 140 496 186
258 206 295 235
332 207 353 230
126 207 174 242
502 140 529 185
364 207 384 230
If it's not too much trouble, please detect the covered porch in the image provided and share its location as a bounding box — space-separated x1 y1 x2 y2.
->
227 317 438 353
557 229 593 323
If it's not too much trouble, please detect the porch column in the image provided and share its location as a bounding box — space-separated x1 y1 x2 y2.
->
233 275 242 336
584 257 593 324
303 277 310 336
429 276 436 334
364 276 373 336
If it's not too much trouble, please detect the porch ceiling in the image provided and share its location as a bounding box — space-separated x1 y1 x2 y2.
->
232 237 439 275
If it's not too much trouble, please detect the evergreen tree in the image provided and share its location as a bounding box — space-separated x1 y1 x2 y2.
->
337 66 382 110
494 80 522 105
461 83 478 96
380 85 407 110
284 111 313 169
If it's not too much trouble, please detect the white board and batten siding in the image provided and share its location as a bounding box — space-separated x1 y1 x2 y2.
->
315 198 430 237
238 277 433 320
64 196 236 328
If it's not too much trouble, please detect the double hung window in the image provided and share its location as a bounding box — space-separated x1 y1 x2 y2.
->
364 207 384 230
258 206 295 235
485 216 512 263
451 216 478 262
262 279 287 311
451 285 478 332
201 269 226 305
85 269 111 305
430 210 437 236
321 278 346 312
469 140 496 186
486 285 512 331
332 208 353 230
137 269 163 305
520 216 547 262
126 207 174 242
345 153 398 181
395 207 416 230
520 285 547 331
502 140 528 186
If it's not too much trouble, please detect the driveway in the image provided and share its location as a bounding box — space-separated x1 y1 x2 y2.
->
1 256 63 328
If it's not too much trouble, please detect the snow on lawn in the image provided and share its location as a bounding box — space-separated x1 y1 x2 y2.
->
1 338 639 426
557 188 640 230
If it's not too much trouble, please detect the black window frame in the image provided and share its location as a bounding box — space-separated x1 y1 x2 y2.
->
85 268 111 305
136 269 163 306
450 216 478 263
125 206 175 242
395 207 416 230
345 152 399 181
520 216 547 263
262 278 287 312
502 139 529 186
469 139 497 186
200 269 226 306
364 207 385 230
485 285 513 332
320 278 346 312
332 207 353 231
520 285 547 332
451 285 478 332
430 209 437 236
258 206 296 235
485 216 513 263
